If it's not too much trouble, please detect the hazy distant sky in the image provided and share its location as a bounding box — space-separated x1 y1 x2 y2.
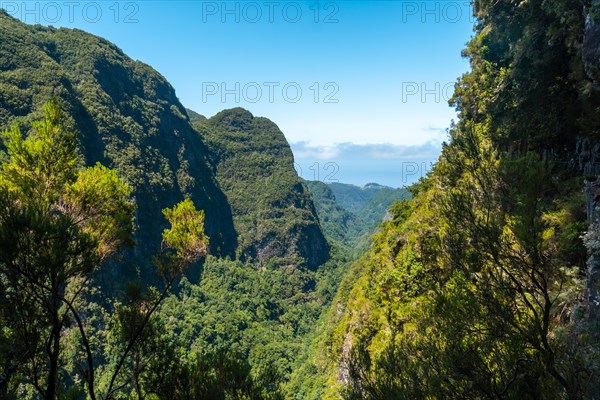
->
2 0 474 187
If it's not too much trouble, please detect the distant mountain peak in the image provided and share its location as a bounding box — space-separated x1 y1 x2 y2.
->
363 182 388 189
193 109 329 269
209 108 255 130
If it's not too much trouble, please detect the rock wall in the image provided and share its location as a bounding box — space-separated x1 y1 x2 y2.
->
584 0 600 85
585 180 600 326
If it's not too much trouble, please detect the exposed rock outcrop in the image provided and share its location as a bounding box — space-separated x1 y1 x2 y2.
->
584 179 600 326
584 0 600 85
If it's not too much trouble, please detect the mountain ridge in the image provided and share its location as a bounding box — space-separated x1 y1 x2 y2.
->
192 107 330 269
0 10 329 277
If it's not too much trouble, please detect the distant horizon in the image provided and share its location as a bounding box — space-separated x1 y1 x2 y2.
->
299 179 411 190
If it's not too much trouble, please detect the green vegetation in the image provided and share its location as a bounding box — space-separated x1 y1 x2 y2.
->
305 180 409 252
193 108 329 269
2 0 600 398
0 100 133 399
186 108 207 124
328 183 409 228
304 180 364 248
297 0 600 398
0 9 238 278
151 250 350 399
0 101 210 399
0 13 336 397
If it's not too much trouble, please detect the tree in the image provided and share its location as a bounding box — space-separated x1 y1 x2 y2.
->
0 101 210 399
0 100 135 399
342 127 593 400
101 199 209 400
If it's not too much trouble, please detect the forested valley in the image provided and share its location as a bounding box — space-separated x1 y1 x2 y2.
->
2 0 600 398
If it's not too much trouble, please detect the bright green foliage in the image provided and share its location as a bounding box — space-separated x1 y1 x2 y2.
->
0 100 78 205
146 250 350 397
0 9 238 276
92 199 210 400
0 101 220 400
0 10 339 400
64 164 135 260
305 180 409 252
309 138 593 398
0 100 135 399
0 10 336 396
90 253 324 398
8 2 600 398
162 198 209 265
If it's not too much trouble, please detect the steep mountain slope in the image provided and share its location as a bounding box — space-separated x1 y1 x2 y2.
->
304 180 409 251
186 108 206 124
299 0 600 398
192 108 329 269
0 10 238 283
303 180 364 247
324 182 410 244
0 13 337 396
0 10 329 278
328 182 381 213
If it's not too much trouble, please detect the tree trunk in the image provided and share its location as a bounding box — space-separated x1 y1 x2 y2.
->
45 315 61 400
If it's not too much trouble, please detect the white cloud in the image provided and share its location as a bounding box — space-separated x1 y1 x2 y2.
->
290 139 444 161
291 141 341 160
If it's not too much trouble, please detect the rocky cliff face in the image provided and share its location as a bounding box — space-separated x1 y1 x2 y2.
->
575 133 600 293
585 180 600 323
584 0 600 85
584 177 600 399
576 138 600 176
579 18 600 383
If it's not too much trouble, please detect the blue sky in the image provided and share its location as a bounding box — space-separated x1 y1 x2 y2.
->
2 0 474 187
